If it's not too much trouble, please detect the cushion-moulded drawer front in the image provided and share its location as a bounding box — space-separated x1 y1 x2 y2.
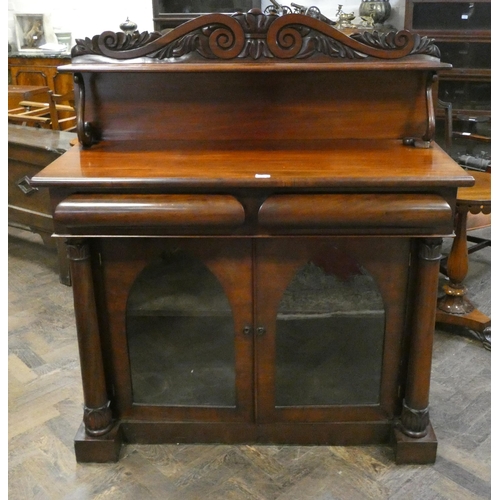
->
258 194 453 234
54 194 245 231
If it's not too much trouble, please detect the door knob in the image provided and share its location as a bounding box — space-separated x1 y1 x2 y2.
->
256 326 266 336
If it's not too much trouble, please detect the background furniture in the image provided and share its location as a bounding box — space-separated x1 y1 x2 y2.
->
404 0 491 153
152 0 261 29
436 170 491 349
31 12 473 464
8 84 50 109
8 53 73 95
8 53 75 129
8 124 77 285
8 85 76 131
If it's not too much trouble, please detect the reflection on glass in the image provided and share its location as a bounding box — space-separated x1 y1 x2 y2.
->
438 81 491 110
158 1 257 13
438 42 490 69
413 3 490 31
126 251 236 407
275 261 385 407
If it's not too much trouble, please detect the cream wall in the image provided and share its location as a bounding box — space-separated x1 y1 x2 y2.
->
8 0 406 51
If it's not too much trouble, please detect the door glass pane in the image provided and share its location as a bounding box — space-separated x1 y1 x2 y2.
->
412 3 490 31
437 42 490 69
126 251 236 407
157 1 257 14
438 81 491 111
275 261 385 407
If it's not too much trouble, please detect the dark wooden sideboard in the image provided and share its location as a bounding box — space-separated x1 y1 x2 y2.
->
8 52 73 95
8 124 76 285
31 10 474 464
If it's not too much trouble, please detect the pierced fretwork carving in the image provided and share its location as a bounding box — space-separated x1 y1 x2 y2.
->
72 9 439 62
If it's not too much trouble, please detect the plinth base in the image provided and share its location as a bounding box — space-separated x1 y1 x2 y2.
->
392 423 438 464
74 422 123 463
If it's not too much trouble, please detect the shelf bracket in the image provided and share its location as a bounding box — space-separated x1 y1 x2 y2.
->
74 72 98 148
403 72 438 149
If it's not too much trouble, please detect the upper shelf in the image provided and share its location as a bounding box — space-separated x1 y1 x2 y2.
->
56 11 453 149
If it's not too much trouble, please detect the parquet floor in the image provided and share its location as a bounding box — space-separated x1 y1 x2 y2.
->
8 226 491 499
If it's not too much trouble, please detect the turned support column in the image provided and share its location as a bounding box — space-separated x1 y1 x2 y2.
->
67 239 113 437
438 207 471 314
400 237 442 438
436 204 491 349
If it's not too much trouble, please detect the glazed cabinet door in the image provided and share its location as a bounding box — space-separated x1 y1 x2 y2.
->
254 237 411 424
96 237 254 423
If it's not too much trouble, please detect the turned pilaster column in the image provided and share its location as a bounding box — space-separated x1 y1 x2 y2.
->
400 237 442 438
67 239 113 437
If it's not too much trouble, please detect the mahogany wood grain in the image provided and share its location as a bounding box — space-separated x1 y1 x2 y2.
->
74 71 430 143
29 12 478 464
258 194 452 232
120 421 391 446
74 423 122 463
255 237 410 424
400 238 442 442
97 238 254 423
393 423 438 465
31 140 474 191
61 59 448 74
66 240 113 437
54 194 245 228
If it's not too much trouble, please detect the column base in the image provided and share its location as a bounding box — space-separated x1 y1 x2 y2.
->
74 422 123 463
392 423 437 464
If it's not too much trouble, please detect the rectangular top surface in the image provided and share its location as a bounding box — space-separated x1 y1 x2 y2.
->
32 139 474 190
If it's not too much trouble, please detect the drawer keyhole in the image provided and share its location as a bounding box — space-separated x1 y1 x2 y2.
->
16 176 38 196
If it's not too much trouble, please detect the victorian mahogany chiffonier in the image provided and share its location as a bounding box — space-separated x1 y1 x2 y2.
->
31 10 474 464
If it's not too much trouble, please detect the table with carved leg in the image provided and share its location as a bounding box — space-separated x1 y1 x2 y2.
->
436 171 491 349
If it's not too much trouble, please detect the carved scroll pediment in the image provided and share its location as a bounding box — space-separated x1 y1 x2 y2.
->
72 9 440 62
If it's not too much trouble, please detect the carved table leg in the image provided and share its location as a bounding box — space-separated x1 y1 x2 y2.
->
436 208 491 350
394 238 440 464
67 239 122 462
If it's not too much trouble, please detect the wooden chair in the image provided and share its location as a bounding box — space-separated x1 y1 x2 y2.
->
8 87 76 131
